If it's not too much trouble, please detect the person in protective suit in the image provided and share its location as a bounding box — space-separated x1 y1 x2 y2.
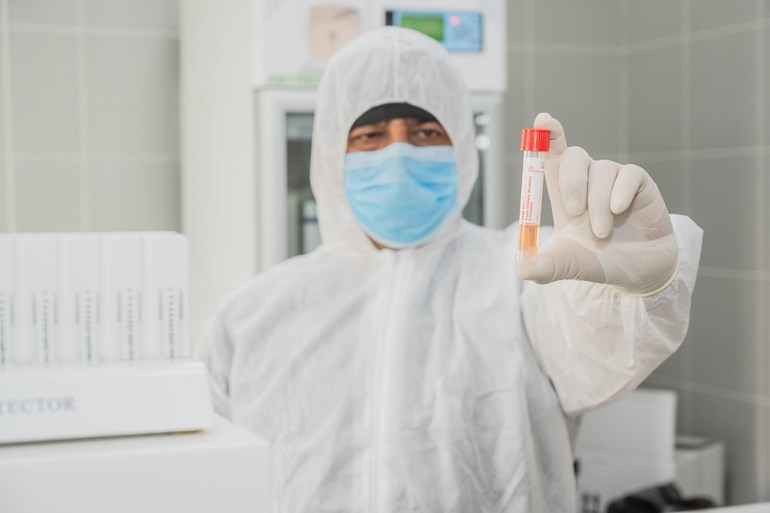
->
197 27 703 513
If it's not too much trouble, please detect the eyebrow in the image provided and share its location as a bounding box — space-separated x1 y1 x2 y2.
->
347 119 445 137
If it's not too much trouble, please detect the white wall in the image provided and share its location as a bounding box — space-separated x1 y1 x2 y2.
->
0 0 181 233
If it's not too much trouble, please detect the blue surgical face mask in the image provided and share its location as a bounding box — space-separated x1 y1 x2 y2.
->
344 142 459 248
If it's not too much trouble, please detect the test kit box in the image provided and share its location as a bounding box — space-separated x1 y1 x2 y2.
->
0 232 211 445
0 360 213 444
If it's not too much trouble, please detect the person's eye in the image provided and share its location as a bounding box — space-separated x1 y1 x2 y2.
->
349 129 384 144
411 123 449 144
347 131 380 152
357 131 382 141
417 129 440 139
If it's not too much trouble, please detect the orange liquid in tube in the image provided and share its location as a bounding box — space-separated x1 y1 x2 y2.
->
517 129 550 264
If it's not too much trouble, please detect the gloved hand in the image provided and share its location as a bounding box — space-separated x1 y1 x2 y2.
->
517 113 678 297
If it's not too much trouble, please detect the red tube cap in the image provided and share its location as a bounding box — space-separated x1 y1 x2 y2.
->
521 129 550 152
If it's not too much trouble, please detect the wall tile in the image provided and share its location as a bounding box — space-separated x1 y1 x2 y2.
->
628 0 684 44
690 0 760 33
634 159 687 216
765 283 770 405
10 32 79 155
690 391 760 505
765 25 770 148
88 161 180 231
15 161 81 231
506 50 527 140
765 157 770 273
533 53 620 155
766 285 770 426
676 387 694 437
687 275 760 395
690 156 758 270
507 0 527 44
86 35 179 154
0 160 6 232
506 49 527 224
0 51 4 157
647 336 689 383
764 404 770 502
84 0 178 30
690 32 757 150
533 0 619 46
0 26 5 231
8 0 77 26
629 46 684 153
507 156 521 223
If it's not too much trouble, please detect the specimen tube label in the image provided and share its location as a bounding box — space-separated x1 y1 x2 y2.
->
519 156 546 226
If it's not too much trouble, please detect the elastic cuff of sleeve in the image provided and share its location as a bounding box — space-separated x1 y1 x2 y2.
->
609 262 680 298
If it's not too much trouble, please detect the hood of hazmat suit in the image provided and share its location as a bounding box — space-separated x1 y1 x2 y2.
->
197 27 703 513
310 27 477 252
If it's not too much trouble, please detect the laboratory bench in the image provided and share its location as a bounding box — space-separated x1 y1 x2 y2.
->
0 415 271 513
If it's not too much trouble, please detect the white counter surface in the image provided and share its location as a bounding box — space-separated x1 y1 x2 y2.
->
707 504 770 512
0 415 271 513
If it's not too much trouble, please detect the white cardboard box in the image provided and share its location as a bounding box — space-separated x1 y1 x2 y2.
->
676 435 725 505
0 415 272 513
576 388 724 512
0 360 214 444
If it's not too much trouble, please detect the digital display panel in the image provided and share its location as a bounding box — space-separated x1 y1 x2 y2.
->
386 10 483 52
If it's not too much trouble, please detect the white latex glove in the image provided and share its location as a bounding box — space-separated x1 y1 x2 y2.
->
517 113 678 297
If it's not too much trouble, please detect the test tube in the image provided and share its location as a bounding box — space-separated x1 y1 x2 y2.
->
58 234 101 364
15 236 59 366
100 234 143 362
517 128 550 263
142 233 189 360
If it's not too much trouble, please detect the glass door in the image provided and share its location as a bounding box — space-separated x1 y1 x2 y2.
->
286 113 316 257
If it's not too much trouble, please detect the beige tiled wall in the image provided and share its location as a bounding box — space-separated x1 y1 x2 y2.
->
508 0 770 506
630 1 770 505
619 0 763 506
505 0 623 226
0 0 180 233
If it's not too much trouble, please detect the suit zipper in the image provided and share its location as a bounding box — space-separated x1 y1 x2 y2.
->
370 251 403 513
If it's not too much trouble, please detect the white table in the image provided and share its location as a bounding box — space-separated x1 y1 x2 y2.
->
707 504 770 512
0 415 271 513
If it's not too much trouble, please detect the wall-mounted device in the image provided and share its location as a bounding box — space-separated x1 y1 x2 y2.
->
252 0 505 91
385 10 483 52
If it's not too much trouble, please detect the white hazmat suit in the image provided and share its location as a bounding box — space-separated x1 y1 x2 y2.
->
198 27 703 513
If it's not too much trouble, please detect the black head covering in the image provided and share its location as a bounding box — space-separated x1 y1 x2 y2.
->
350 102 438 130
